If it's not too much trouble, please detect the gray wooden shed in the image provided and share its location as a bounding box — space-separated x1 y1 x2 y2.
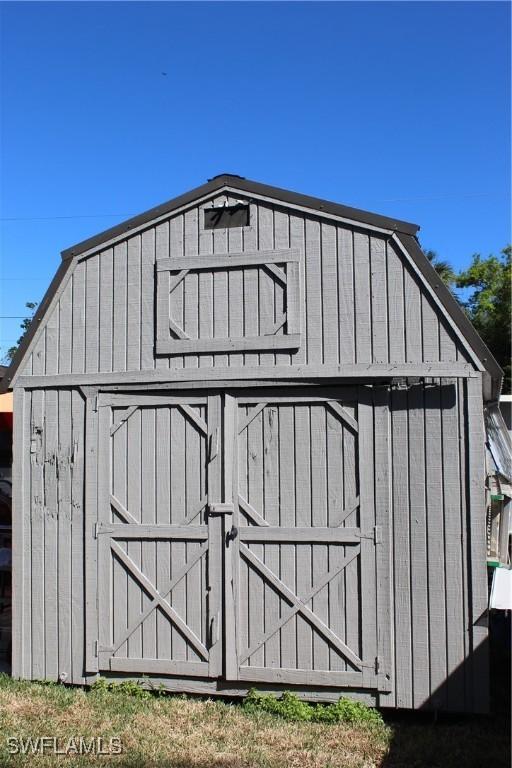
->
2 175 503 712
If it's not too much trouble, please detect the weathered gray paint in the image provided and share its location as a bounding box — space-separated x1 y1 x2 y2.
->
18 194 475 380
12 379 487 710
9 181 491 712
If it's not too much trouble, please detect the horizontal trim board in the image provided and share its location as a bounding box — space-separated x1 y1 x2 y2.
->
108 659 209 677
80 673 378 704
100 525 208 540
156 334 302 355
237 667 368 688
93 381 361 393
239 526 362 543
99 394 207 407
234 389 358 403
16 363 476 389
157 248 299 272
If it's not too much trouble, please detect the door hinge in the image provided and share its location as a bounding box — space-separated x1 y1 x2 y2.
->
375 656 381 674
94 640 98 658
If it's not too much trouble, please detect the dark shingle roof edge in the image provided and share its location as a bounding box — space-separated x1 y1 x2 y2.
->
60 175 419 260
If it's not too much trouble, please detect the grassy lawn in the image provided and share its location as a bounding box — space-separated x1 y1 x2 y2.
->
0 675 508 768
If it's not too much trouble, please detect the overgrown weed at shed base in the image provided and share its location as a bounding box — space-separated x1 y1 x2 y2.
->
0 674 508 767
243 688 384 725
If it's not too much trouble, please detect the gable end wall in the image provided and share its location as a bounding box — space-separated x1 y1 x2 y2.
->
19 194 474 379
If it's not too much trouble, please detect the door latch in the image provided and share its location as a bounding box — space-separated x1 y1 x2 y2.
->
207 503 234 516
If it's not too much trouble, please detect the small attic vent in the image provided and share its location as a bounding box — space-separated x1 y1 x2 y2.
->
204 204 249 230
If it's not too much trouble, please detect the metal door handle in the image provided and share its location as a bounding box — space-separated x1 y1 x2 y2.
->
210 613 218 645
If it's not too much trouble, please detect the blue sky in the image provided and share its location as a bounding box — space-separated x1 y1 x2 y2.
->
0 1 510 361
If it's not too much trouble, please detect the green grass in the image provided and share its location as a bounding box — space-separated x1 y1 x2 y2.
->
0 675 508 767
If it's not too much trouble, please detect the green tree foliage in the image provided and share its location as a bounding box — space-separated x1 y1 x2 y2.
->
456 246 511 393
424 249 456 285
4 302 38 364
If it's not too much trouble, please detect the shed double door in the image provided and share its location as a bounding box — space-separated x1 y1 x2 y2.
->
89 388 391 692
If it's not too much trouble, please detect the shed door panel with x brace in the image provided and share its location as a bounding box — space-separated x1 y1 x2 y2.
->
95 394 223 678
225 388 391 690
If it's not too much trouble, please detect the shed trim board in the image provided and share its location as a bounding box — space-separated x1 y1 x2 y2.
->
15 363 476 391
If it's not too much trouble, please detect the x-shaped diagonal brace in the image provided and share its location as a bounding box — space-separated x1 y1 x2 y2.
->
109 540 208 660
239 543 363 669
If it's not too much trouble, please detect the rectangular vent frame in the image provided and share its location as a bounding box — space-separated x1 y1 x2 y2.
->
155 249 302 356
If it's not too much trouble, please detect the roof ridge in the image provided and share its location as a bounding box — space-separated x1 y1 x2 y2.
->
60 176 419 261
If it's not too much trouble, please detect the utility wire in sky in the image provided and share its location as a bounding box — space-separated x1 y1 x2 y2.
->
0 213 136 221
0 191 507 223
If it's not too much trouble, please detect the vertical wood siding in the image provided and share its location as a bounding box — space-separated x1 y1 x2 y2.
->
12 380 486 711
388 379 472 711
20 199 471 378
236 399 360 674
13 388 85 684
107 403 207 664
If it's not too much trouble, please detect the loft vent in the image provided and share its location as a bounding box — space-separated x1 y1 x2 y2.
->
204 204 249 230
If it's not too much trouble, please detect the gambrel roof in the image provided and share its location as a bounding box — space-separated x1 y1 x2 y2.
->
1 174 502 398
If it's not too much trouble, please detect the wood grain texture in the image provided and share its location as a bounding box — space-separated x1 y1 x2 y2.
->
10 192 489 710
441 379 465 709
11 388 25 678
407 383 429 708
13 380 484 709
18 199 475 379
424 381 447 709
390 387 412 708
466 375 489 713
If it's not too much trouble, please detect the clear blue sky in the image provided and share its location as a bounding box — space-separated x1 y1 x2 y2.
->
0 1 510 361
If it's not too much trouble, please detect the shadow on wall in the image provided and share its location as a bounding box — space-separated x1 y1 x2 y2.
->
388 380 457 409
382 618 511 768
